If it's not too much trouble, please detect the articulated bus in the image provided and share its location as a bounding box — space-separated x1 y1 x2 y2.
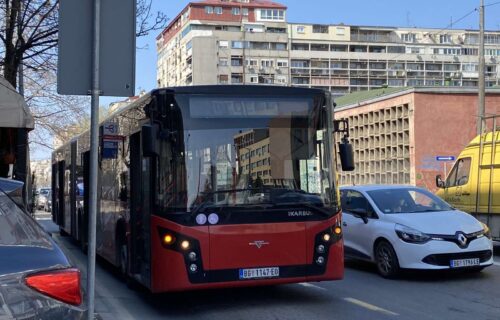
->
52 86 354 292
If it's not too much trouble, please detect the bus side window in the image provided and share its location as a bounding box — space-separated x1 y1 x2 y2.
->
446 158 471 187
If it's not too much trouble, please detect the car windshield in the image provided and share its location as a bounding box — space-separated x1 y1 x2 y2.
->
366 188 452 214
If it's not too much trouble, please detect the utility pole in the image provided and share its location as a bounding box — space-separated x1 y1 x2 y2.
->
87 0 101 319
477 0 485 135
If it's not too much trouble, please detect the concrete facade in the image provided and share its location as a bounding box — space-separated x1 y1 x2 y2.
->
156 0 500 98
335 87 500 192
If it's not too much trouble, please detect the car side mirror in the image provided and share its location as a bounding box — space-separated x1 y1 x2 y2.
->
436 175 445 189
349 208 369 224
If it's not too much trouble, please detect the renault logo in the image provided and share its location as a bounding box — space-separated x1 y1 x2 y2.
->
249 240 269 249
456 233 468 247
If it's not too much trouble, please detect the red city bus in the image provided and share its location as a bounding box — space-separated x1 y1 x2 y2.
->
52 86 354 292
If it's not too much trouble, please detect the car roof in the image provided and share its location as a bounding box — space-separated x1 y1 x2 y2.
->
339 184 420 192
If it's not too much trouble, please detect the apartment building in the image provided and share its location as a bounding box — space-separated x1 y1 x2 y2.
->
156 0 500 98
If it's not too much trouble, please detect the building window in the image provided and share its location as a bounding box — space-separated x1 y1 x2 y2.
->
246 59 258 66
214 7 223 14
292 43 309 51
205 6 213 14
440 34 452 44
336 27 345 36
242 8 249 16
275 76 287 84
219 58 228 66
296 26 305 34
218 74 229 84
231 41 247 49
232 7 240 15
401 33 415 43
231 74 243 84
312 25 329 34
231 57 243 66
311 43 329 51
260 9 284 21
273 43 287 51
250 76 258 83
261 59 274 68
406 47 424 54
219 40 229 48
277 60 288 67
267 27 287 33
462 63 478 72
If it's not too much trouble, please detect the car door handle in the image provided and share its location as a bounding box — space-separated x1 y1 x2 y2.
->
462 192 471 196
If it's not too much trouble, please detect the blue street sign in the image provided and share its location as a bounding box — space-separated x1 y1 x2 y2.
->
436 156 455 161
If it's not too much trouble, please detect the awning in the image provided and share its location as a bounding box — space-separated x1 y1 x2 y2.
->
0 77 34 129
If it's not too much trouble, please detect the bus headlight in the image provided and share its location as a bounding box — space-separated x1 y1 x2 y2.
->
322 233 331 242
181 240 190 250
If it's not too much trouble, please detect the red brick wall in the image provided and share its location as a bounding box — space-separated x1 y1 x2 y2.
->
413 92 500 191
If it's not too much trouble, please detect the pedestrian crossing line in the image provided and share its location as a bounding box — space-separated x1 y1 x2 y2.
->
344 297 399 316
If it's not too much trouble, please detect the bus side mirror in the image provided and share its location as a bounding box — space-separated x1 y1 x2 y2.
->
142 124 158 157
334 119 355 172
339 139 355 172
436 175 445 189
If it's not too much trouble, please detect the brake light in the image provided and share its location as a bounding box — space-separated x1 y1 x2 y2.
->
25 268 82 305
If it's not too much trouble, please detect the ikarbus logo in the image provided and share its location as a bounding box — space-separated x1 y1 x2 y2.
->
288 210 313 217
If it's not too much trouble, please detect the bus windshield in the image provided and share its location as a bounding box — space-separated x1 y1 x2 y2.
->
155 93 337 215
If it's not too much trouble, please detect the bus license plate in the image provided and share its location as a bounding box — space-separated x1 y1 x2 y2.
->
450 258 480 268
239 267 279 280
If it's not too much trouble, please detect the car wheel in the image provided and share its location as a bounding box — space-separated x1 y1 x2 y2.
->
375 240 400 278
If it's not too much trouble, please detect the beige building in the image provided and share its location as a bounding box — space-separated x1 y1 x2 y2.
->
156 0 500 98
31 159 51 188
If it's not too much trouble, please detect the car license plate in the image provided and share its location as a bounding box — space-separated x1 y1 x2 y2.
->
239 267 279 280
450 258 480 268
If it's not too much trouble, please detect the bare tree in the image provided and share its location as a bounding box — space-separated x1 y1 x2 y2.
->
0 0 168 152
1 0 168 88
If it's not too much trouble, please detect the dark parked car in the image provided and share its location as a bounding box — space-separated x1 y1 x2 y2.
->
0 186 85 319
0 177 25 209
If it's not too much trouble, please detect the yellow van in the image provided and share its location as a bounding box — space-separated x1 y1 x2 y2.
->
435 132 499 241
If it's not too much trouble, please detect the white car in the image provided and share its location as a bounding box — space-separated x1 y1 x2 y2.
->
340 185 493 278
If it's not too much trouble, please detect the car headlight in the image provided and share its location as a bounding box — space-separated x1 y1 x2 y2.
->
480 222 492 240
395 224 430 244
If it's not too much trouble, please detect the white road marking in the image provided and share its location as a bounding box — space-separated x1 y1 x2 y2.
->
493 260 500 267
344 297 399 316
36 217 53 221
298 282 327 291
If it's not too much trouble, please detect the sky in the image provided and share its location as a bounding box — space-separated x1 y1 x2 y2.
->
33 0 500 159
120 0 500 102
